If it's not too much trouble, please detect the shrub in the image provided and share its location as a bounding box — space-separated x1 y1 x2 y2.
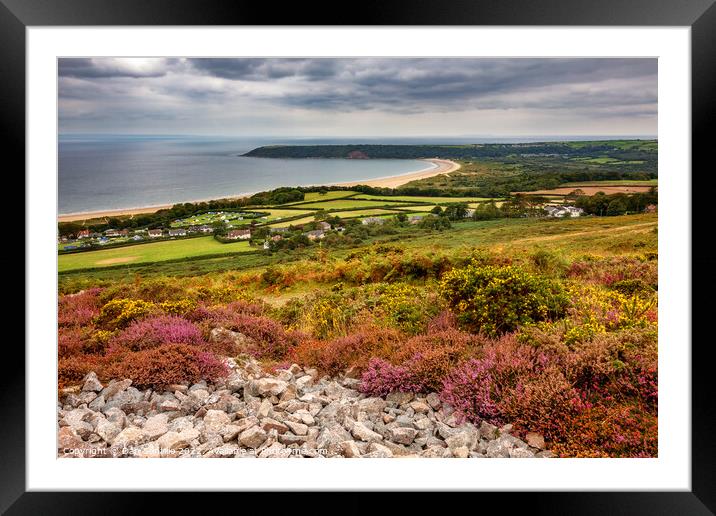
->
375 283 443 334
96 298 156 329
440 357 502 425
107 343 227 389
159 299 197 316
551 404 658 458
291 327 404 376
58 327 93 358
426 310 458 334
440 264 568 335
567 256 657 290
58 288 103 327
109 315 204 353
200 307 300 359
355 329 481 395
58 355 106 388
358 358 415 397
529 249 568 276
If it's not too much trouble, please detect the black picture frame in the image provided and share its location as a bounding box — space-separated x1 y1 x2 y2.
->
6 0 714 513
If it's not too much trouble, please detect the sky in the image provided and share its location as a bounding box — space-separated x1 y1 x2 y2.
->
58 58 657 138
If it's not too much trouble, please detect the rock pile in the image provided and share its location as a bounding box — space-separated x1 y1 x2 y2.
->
58 358 553 458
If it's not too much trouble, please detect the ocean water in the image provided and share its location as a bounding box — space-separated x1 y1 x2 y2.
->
58 134 653 214
58 135 436 214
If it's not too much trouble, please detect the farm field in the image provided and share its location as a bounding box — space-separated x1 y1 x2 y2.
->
59 213 657 285
267 216 318 228
58 236 252 272
290 199 411 210
170 211 266 228
354 194 493 204
514 185 655 196
561 179 658 187
232 208 314 223
288 191 359 203
331 208 403 219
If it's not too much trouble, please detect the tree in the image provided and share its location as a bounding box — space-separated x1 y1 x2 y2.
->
606 198 628 216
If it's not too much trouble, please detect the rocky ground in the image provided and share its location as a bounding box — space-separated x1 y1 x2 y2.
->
58 357 553 458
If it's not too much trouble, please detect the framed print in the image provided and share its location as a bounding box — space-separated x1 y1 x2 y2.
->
6 0 715 512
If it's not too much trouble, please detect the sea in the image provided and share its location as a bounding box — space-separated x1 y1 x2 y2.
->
58 134 653 215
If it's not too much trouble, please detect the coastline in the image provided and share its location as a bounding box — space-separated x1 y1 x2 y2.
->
57 158 461 222
332 158 460 188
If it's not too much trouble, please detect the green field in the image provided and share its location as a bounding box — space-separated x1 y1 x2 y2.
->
331 208 402 219
561 180 658 187
267 216 318 228
291 199 410 210
232 208 314 223
354 195 493 204
58 236 252 272
287 191 359 203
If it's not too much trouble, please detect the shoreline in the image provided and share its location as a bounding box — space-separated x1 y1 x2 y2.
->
57 158 461 222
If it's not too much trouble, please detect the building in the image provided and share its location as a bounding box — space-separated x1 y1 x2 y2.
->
305 229 325 241
544 205 584 218
168 228 187 237
105 228 120 237
226 229 251 240
644 204 657 214
361 217 385 225
197 225 214 233
77 229 91 239
409 215 424 224
270 235 283 242
148 229 163 238
317 221 332 231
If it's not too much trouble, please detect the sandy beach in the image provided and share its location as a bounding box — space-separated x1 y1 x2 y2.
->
333 158 460 189
57 158 461 222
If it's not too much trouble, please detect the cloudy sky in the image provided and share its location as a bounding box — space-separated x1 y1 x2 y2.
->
58 58 657 138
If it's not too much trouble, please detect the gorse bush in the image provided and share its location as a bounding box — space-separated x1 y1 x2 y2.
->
440 264 569 335
375 283 443 335
56 246 658 457
96 298 156 329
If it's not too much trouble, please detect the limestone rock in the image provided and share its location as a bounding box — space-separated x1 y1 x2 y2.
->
239 425 268 449
82 372 103 392
388 427 418 445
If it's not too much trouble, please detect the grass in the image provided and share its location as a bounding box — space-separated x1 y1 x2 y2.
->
59 212 657 289
58 236 253 272
283 191 359 204
354 195 493 204
236 208 314 223
289 199 412 210
331 208 403 219
267 216 318 228
561 180 658 187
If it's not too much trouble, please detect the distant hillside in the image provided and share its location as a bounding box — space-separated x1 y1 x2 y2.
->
243 140 658 161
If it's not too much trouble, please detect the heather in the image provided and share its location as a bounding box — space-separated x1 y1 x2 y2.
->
57 226 658 457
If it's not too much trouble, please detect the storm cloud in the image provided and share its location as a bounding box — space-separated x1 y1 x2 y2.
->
58 57 657 137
